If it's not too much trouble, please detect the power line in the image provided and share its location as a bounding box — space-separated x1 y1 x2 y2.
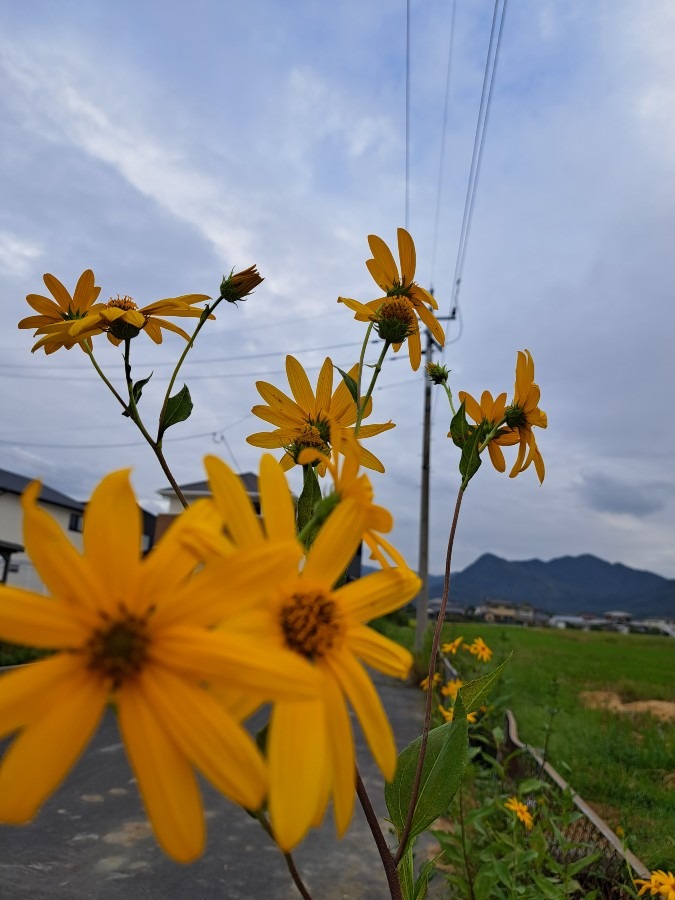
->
444 0 509 341
405 0 411 230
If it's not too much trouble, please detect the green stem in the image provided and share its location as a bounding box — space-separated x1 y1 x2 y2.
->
84 347 128 411
157 297 223 445
354 339 390 434
393 484 466 864
254 811 314 900
459 783 476 900
444 383 457 417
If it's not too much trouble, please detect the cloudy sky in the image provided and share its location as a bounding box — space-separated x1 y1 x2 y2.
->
1 1 674 580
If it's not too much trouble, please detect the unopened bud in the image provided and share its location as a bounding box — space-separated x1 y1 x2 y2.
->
220 265 264 303
426 362 449 385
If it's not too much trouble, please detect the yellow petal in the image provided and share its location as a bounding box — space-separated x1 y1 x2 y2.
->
71 269 100 311
356 421 396 438
326 650 398 780
337 296 374 319
21 481 105 617
259 455 297 542
356 444 386 473
397 228 416 285
117 682 205 863
152 541 301 628
407 320 422 371
250 404 299 429
330 364 361 423
0 666 106 822
255 382 306 421
0 587 90 647
345 625 412 678
0 653 85 738
320 664 355 836
458 391 483 426
303 501 364 587
315 357 334 414
338 568 420 622
415 302 445 345
24 293 62 317
286 356 316 418
487 441 506 473
268 698 327 851
83 470 140 612
367 235 400 286
42 273 73 312
137 667 266 810
149 627 319 700
204 455 263 548
246 430 286 449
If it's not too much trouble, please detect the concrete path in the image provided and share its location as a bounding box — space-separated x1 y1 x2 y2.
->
0 674 441 900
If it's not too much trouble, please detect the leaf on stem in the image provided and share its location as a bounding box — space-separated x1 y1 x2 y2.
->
337 366 359 404
385 695 469 848
122 372 153 417
456 656 510 714
159 384 193 436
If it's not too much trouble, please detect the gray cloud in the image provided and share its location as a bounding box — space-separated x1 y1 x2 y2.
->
577 471 673 517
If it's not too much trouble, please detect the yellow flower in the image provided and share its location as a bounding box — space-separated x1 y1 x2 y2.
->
19 270 103 354
437 705 476 724
466 637 492 662
199 456 420 850
441 636 464 655
299 432 408 568
0 471 316 862
338 229 445 371
504 796 534 830
247 355 395 475
68 291 212 346
440 678 463 701
503 350 547 483
420 672 442 691
457 389 519 473
636 871 675 899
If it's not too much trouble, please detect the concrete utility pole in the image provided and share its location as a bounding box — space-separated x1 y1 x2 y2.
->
415 327 434 656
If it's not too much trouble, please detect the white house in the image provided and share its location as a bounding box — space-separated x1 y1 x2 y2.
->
0 467 155 593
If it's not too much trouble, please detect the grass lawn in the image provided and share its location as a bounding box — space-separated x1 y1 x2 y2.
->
446 623 675 870
379 618 675 870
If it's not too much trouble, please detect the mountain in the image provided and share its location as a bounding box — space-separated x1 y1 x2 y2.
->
421 553 675 619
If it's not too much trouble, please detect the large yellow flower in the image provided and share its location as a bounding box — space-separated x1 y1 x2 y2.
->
504 797 534 830
637 870 675 898
338 229 445 371
68 292 212 346
457 389 518 474
247 355 395 474
0 472 316 862
503 350 547 483
199 455 421 850
19 270 103 354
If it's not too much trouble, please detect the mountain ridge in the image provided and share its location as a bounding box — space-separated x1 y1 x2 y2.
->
379 553 675 619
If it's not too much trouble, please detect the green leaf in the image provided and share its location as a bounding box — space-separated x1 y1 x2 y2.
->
459 426 484 484
398 846 415 900
457 655 510 714
337 366 359 404
564 850 601 878
518 777 546 794
159 384 193 435
122 372 153 417
449 401 471 448
385 695 469 850
413 857 437 900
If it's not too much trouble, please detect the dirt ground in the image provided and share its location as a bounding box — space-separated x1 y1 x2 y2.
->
579 690 675 722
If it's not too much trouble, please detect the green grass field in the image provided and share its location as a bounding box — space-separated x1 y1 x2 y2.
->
377 618 675 870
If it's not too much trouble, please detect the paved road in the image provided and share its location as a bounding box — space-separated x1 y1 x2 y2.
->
0 674 437 900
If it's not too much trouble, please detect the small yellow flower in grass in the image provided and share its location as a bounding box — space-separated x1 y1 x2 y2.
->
420 673 442 691
19 270 103 354
247 355 395 475
440 678 463 701
437 705 477 724
636 870 675 898
466 637 492 663
299 432 408 568
0 471 317 862
68 291 213 346
504 797 534 830
338 229 445 371
503 349 547 483
441 636 464 655
456 389 519 474
199 455 421 850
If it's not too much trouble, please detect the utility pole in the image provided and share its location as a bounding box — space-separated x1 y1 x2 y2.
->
415 327 434 656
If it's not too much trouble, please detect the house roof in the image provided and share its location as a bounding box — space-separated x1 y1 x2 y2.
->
157 472 260 499
0 467 84 512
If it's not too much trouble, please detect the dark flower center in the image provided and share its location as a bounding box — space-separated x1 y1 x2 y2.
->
86 608 150 687
280 590 342 660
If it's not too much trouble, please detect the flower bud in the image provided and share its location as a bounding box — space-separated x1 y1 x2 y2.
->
426 362 449 385
220 265 263 303
372 298 415 344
